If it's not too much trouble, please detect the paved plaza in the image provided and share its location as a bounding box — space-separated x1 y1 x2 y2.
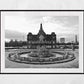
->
5 49 79 68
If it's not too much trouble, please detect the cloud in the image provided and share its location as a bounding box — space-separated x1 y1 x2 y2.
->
3 12 79 42
5 29 27 41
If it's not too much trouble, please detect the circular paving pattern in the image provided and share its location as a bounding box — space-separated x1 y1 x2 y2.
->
8 50 75 64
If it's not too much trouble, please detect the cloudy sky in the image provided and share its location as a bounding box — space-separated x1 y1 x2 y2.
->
2 12 79 42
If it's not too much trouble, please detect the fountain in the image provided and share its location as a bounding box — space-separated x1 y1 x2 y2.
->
8 46 76 64
29 46 54 58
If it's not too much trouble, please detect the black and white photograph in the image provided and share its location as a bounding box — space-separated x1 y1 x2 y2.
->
1 11 83 73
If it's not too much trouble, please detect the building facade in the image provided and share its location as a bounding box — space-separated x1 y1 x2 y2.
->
75 35 78 44
60 38 65 43
27 23 57 49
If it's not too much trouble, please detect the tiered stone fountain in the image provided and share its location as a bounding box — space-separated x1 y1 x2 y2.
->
8 46 75 64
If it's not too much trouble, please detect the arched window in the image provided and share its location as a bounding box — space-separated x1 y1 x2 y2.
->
53 41 55 44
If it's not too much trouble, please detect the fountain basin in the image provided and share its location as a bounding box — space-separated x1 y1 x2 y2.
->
8 50 75 64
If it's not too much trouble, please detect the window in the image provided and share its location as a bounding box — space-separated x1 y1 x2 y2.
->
29 41 31 43
53 41 55 44
53 45 55 48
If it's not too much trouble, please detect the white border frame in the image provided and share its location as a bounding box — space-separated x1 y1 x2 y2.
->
1 11 83 73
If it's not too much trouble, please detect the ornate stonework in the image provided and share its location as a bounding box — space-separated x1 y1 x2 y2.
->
27 23 57 49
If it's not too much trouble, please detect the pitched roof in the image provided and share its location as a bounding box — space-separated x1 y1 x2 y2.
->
38 23 46 35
